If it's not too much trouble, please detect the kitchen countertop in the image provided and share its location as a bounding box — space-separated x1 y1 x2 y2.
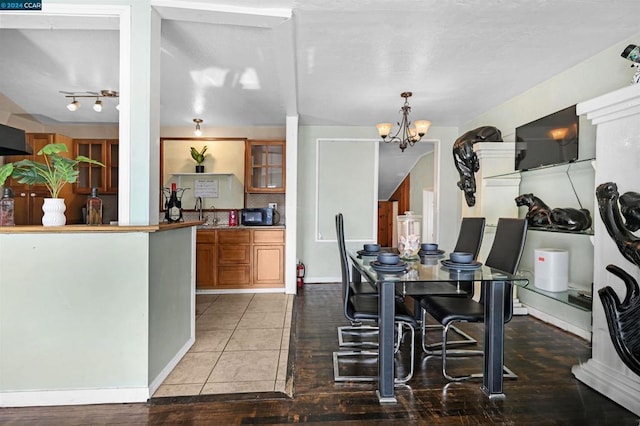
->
0 221 202 234
197 224 286 230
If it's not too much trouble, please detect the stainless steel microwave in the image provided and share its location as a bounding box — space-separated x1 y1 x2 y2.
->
241 207 274 226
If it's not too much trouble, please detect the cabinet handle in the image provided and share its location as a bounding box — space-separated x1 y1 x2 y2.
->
20 192 27 197
30 193 37 197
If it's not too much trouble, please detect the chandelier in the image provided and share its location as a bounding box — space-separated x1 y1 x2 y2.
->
376 92 431 152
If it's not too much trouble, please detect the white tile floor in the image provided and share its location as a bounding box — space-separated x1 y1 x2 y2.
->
153 293 293 397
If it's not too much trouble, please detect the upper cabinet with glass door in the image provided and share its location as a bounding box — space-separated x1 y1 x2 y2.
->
74 139 119 195
245 140 285 193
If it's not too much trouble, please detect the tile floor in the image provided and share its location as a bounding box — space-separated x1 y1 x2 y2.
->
153 293 293 397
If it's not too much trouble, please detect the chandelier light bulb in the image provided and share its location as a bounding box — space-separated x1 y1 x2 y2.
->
66 98 80 111
93 99 103 112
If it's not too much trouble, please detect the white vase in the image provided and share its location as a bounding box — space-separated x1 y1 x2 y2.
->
42 198 67 227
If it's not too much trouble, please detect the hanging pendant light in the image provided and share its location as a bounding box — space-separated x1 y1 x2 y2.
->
376 92 431 152
193 118 203 137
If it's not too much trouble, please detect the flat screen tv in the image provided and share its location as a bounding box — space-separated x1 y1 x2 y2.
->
514 105 579 171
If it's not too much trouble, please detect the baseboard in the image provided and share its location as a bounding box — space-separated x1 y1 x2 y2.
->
196 288 286 294
524 304 592 341
148 336 195 397
572 358 640 416
0 387 149 407
304 276 340 283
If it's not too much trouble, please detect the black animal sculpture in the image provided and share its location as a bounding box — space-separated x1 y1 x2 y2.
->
620 191 640 232
515 193 592 231
452 126 503 207
596 182 640 268
599 264 640 377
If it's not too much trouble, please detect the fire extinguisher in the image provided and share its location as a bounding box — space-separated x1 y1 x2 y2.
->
296 261 306 288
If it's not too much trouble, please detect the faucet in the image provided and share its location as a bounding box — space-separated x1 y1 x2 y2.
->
195 197 204 221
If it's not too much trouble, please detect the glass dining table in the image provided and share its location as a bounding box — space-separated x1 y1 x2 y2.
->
347 249 527 404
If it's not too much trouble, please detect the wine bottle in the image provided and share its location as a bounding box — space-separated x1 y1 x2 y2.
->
165 183 183 223
0 188 15 226
86 187 103 225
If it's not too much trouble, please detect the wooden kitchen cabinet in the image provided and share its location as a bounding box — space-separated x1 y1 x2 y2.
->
245 140 285 193
74 139 119 194
252 229 285 286
195 228 285 290
196 230 216 289
217 229 251 288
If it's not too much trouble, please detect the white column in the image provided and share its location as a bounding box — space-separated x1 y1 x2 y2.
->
572 83 640 416
119 2 161 225
463 142 520 227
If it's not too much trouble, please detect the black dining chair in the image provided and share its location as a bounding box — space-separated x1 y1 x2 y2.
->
333 213 418 383
420 217 527 381
420 217 486 352
335 213 379 348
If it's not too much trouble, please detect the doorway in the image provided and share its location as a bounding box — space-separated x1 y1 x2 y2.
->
377 140 439 246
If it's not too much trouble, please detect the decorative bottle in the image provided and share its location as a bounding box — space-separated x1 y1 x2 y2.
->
165 183 183 223
228 209 238 226
0 188 15 226
86 187 103 225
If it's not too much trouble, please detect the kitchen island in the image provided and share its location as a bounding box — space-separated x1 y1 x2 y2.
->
0 222 200 407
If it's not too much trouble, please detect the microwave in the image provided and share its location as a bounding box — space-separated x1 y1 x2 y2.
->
241 207 274 226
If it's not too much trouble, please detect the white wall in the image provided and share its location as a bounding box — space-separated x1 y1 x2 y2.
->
0 232 150 405
409 151 435 219
148 226 194 391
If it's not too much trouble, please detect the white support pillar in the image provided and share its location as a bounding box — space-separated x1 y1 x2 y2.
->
572 83 640 416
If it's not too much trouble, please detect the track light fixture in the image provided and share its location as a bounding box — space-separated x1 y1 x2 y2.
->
193 118 203 136
60 90 119 112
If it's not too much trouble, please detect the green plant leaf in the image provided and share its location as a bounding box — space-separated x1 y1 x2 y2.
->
37 143 69 156
190 146 208 164
0 163 14 187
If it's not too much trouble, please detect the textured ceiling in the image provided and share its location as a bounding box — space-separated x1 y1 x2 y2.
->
0 1 638 128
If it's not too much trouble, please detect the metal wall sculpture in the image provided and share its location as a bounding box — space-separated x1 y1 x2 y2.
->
620 191 640 232
514 193 592 231
452 126 502 207
595 181 640 377
598 264 640 377
596 182 640 267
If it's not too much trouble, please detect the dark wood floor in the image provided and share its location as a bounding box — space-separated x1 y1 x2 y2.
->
1 283 638 425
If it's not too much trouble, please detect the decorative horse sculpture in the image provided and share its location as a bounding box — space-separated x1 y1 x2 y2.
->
452 126 502 207
599 264 640 377
515 193 592 231
596 182 640 268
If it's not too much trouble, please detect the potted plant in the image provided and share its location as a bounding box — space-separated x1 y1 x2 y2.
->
0 143 104 226
190 145 208 173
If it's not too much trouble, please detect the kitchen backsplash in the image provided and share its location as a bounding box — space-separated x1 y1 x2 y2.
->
159 193 286 225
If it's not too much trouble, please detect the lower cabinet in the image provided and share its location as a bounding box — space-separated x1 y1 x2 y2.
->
196 230 216 288
196 228 285 290
253 230 285 287
217 229 251 288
